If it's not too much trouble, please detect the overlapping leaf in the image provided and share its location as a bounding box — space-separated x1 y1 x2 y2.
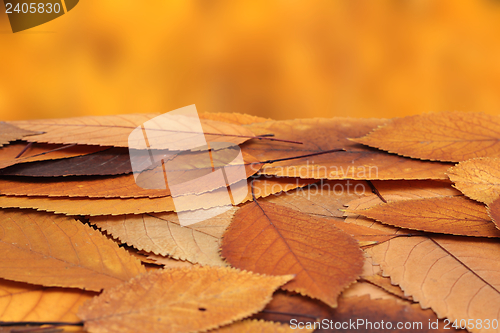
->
221 201 364 307
78 267 293 333
0 176 314 215
0 142 106 170
91 208 238 266
353 111 500 162
243 118 452 180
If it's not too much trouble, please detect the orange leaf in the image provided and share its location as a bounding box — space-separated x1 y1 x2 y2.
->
221 201 364 307
0 209 145 291
77 267 293 333
244 118 452 180
352 111 500 162
10 111 257 148
348 196 500 237
447 157 500 204
0 177 314 215
0 278 96 322
198 112 272 125
488 197 500 229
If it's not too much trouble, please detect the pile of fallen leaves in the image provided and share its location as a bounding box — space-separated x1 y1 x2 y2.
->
0 111 499 333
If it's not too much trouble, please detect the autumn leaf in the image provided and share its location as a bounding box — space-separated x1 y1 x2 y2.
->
243 117 452 180
9 111 259 148
91 208 238 266
77 266 294 333
488 197 500 229
0 147 134 177
221 201 364 307
0 142 106 170
254 291 462 333
366 235 500 333
352 111 500 162
0 209 146 291
348 196 500 237
447 157 500 205
0 122 38 147
0 278 96 322
210 319 313 333
0 176 314 215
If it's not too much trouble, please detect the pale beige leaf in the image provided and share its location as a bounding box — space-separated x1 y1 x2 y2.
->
78 267 293 333
366 236 500 333
91 208 238 266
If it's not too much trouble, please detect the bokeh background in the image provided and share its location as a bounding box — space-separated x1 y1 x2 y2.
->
1 0 500 121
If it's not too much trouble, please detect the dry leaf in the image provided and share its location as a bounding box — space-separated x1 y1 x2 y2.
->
221 201 364 307
243 118 452 180
366 235 500 333
210 319 313 333
91 208 238 266
0 147 134 177
488 197 500 229
77 266 293 333
0 122 38 147
0 176 314 215
447 157 500 204
9 112 257 148
348 196 500 237
352 112 500 162
0 209 146 291
254 292 462 333
0 278 96 322
0 142 106 170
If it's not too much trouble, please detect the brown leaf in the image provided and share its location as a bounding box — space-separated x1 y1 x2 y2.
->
254 292 463 333
91 208 238 266
243 118 452 180
0 177 314 215
488 196 500 229
221 201 364 307
348 196 500 237
77 267 293 333
0 122 38 147
0 150 260 199
210 319 312 333
0 209 146 291
447 157 500 204
0 278 96 322
9 112 258 148
352 111 500 162
0 142 106 170
366 235 500 332
0 147 134 177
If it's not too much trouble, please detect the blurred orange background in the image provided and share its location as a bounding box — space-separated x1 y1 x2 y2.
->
1 0 500 121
